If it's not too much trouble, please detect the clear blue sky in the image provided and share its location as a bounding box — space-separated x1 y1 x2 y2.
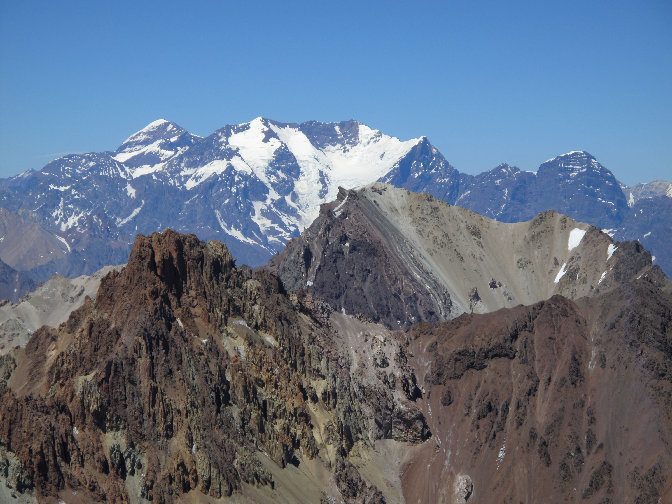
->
1 0 670 185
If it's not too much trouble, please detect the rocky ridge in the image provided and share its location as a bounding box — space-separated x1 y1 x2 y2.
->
270 183 662 328
402 278 672 503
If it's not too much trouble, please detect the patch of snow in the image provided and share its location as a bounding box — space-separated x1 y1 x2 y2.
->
263 334 278 347
56 235 71 253
643 231 651 238
554 263 568 284
602 228 617 238
497 443 506 466
269 120 419 228
598 271 607 284
73 426 79 435
607 244 618 261
228 117 282 185
652 255 656 262
56 209 87 232
567 228 586 251
176 318 184 329
115 139 178 165
306 280 313 286
117 200 144 226
235 345 246 360
119 119 170 145
184 159 232 189
326 124 420 189
214 209 258 245
333 194 348 217
544 151 585 163
568 168 587 178
627 192 635 207
455 189 471 203
130 162 167 178
126 183 136 198
49 184 71 191
201 339 208 344
251 200 275 235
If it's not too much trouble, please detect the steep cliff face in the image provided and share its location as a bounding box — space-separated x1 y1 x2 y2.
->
270 183 661 328
0 230 427 503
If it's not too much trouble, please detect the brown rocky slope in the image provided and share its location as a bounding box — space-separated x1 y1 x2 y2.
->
402 277 672 503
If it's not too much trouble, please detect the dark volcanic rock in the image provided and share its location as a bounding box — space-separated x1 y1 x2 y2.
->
270 186 454 328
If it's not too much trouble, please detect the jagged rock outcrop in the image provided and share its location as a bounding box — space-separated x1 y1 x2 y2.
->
0 230 427 503
270 183 661 328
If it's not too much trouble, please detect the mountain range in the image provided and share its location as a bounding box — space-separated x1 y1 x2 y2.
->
0 118 670 302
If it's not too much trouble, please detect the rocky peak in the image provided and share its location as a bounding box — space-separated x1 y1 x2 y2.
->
116 119 187 151
95 230 237 329
298 119 361 149
538 150 610 178
114 119 198 168
127 229 234 289
532 151 628 227
481 162 522 179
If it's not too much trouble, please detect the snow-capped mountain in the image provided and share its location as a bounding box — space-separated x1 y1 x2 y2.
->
0 119 670 288
0 118 424 278
112 118 201 169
